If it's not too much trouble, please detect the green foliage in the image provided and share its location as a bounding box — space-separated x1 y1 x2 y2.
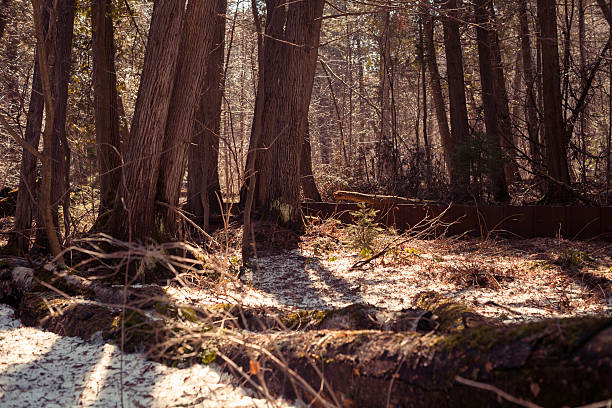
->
346 203 383 256
554 249 592 270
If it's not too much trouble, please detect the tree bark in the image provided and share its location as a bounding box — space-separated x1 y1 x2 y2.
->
92 0 122 225
91 0 121 226
156 0 219 237
300 122 321 202
186 0 226 231
213 317 612 408
441 0 471 201
422 8 453 177
489 4 519 184
29 0 63 261
474 0 510 202
537 0 572 202
109 0 186 241
257 0 325 227
519 0 544 178
5 57 44 254
50 0 75 243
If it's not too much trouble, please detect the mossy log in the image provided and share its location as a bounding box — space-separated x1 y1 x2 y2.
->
212 317 612 408
1 263 611 407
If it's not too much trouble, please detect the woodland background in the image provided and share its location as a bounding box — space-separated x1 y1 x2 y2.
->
1 0 612 252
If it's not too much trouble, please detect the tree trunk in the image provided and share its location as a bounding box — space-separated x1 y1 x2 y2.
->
537 0 572 202
5 57 44 254
519 0 543 178
108 0 186 241
488 3 519 184
422 8 452 177
246 0 287 211
441 0 471 201
259 0 325 227
186 0 227 231
474 0 510 202
300 122 321 202
92 0 122 225
156 0 218 237
377 10 395 182
50 0 75 243
418 19 432 186
31 0 63 261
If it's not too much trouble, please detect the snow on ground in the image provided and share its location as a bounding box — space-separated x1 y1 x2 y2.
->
168 237 612 323
0 304 293 408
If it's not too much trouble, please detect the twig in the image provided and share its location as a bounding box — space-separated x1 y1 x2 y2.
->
455 376 543 408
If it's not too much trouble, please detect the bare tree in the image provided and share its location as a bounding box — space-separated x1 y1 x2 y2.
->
92 0 122 226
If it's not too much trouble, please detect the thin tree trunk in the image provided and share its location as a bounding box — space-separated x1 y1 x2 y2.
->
422 9 452 177
6 57 44 254
31 0 63 261
92 0 122 226
51 0 75 243
187 0 226 231
300 122 321 202
442 0 471 200
418 18 432 186
519 0 543 178
109 0 186 241
239 0 267 208
474 0 510 202
538 0 572 201
488 3 519 184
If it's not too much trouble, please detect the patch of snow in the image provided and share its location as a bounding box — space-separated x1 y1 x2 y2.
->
0 304 293 407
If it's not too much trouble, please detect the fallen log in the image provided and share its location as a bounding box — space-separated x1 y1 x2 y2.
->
211 317 612 408
2 263 611 407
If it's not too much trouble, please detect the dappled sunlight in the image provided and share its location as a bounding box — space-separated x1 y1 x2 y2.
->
0 304 293 407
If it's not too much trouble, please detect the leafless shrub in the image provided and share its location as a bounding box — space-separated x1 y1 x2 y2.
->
442 261 515 289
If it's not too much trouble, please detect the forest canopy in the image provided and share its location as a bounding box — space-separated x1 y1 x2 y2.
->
0 0 612 250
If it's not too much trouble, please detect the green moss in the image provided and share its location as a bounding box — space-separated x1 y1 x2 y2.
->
282 310 329 329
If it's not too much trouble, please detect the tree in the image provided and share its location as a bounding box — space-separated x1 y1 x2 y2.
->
422 6 452 176
519 0 543 178
187 0 227 231
48 0 75 243
5 57 44 255
108 0 219 242
108 0 187 241
441 0 471 200
92 0 122 225
538 0 572 201
247 0 325 227
474 0 510 202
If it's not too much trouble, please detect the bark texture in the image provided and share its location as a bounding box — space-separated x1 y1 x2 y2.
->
6 58 44 254
474 0 510 202
92 0 122 223
186 0 226 230
300 122 322 202
109 0 186 241
49 0 75 242
538 0 572 201
250 0 324 226
519 0 543 177
422 9 452 175
442 0 471 200
156 0 220 236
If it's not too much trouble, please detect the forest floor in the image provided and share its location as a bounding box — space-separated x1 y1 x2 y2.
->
0 215 611 406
